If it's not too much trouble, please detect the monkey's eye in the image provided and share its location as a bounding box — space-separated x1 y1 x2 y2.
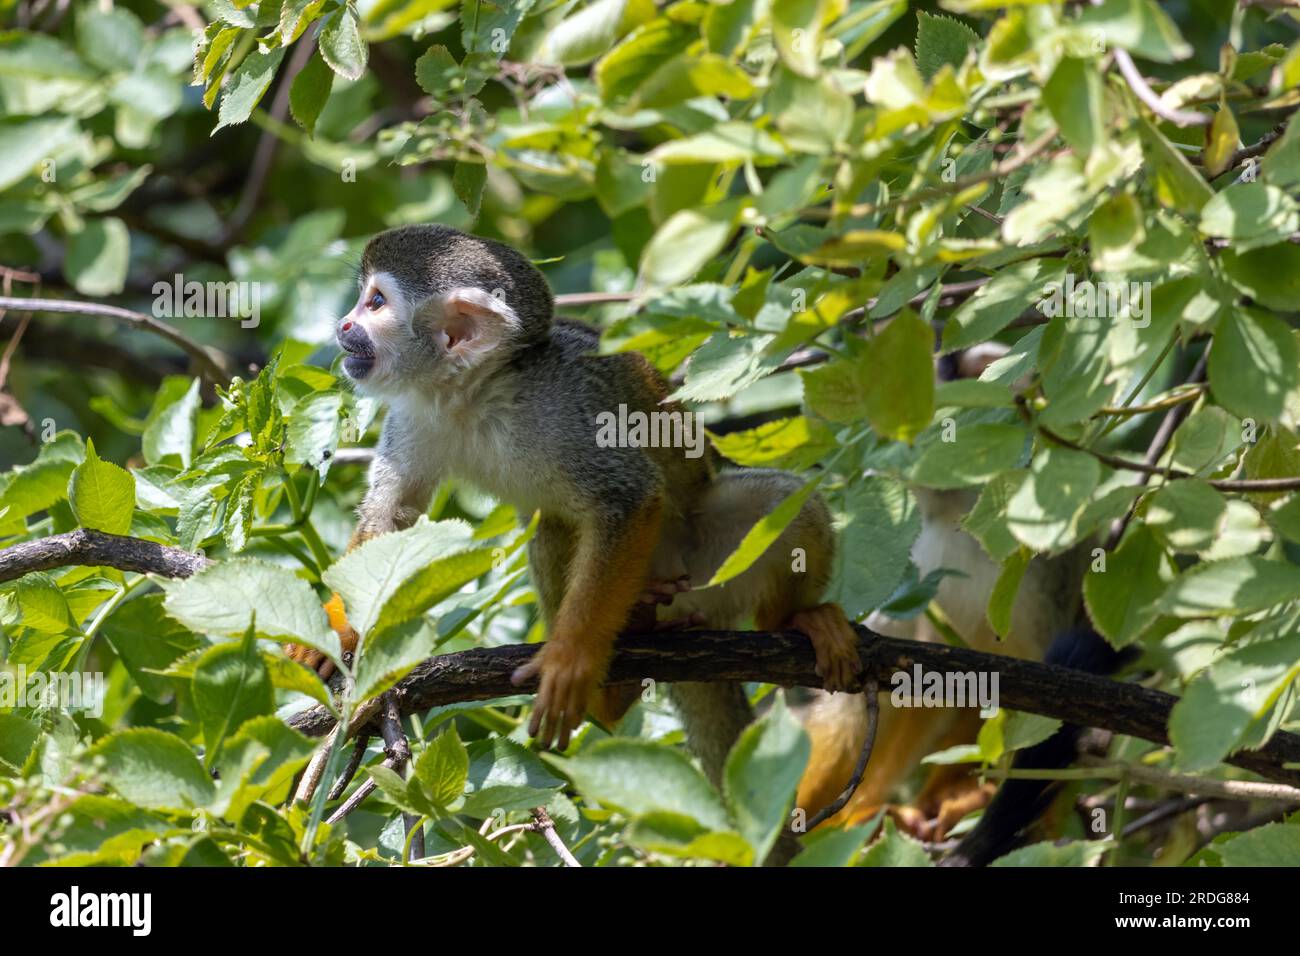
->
366 291 386 311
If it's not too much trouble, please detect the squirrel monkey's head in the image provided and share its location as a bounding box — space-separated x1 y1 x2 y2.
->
337 224 553 397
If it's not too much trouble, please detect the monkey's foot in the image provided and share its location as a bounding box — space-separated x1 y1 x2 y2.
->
916 777 997 842
787 603 863 693
510 639 606 751
284 593 358 681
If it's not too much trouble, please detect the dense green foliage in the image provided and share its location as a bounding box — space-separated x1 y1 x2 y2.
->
4 0 1300 867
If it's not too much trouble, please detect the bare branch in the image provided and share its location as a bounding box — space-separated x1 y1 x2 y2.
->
0 296 234 383
1113 49 1212 128
531 807 580 867
284 628 1300 790
0 529 209 583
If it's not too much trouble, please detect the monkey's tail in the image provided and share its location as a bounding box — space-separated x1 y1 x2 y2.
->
939 626 1132 867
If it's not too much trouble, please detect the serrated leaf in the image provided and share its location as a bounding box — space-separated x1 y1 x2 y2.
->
288 47 333 136
723 692 809 863
68 438 135 536
90 728 216 810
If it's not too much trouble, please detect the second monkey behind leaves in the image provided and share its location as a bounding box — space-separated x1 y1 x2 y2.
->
287 224 863 769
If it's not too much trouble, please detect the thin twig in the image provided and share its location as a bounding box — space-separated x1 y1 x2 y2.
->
1105 352 1209 549
223 31 318 242
294 695 383 806
1113 49 1212 128
0 296 233 383
328 734 371 801
988 755 1300 803
324 693 414 826
805 679 880 831
807 126 1062 221
531 806 580 867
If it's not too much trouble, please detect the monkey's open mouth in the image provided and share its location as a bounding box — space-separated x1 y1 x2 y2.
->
342 353 375 379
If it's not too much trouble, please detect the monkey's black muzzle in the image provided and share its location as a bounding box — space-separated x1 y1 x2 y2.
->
337 319 376 380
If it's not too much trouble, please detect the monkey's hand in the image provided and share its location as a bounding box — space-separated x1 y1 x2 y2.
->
284 593 358 680
510 639 609 751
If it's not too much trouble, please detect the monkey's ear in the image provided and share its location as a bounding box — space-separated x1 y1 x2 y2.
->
423 287 521 367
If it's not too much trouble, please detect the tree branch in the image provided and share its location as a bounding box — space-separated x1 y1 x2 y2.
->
0 529 209 583
1113 49 1212 128
0 296 234 384
284 627 1300 789
7 529 1300 790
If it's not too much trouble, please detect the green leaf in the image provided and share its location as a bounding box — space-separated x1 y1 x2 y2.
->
860 816 934 866
101 594 202 703
461 738 565 815
0 714 39 775
284 390 342 477
322 518 474 637
987 547 1030 639
943 259 1067 353
1084 525 1170 647
624 812 754 864
320 6 368 80
723 692 810 862
162 558 339 661
1044 57 1105 155
824 476 921 618
288 47 334 137
76 7 145 73
640 200 743 287
1136 116 1213 216
68 438 135 536
1198 184 1300 251
1005 447 1101 552
543 0 651 67
1202 99 1240 179
562 739 730 832
915 11 978 80
452 161 487 217
1076 0 1192 63
709 416 838 471
912 424 1027 489
708 475 824 585
637 53 754 110
1209 308 1299 423
814 310 934 442
790 820 879 866
1169 632 1300 770
773 0 831 78
143 377 201 468
90 728 216 810
66 218 129 296
1158 556 1300 618
1217 823 1300 866
1221 242 1300 313
1145 480 1227 553
193 625 274 764
216 46 286 131
990 839 1109 866
412 725 470 811
15 573 77 633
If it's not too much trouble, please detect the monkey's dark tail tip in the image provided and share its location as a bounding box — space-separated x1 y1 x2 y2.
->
939 627 1133 868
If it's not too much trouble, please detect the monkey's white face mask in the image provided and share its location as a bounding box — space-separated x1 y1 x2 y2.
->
336 271 524 397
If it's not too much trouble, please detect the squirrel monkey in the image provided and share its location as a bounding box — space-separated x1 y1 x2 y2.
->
794 344 1123 860
286 224 861 755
